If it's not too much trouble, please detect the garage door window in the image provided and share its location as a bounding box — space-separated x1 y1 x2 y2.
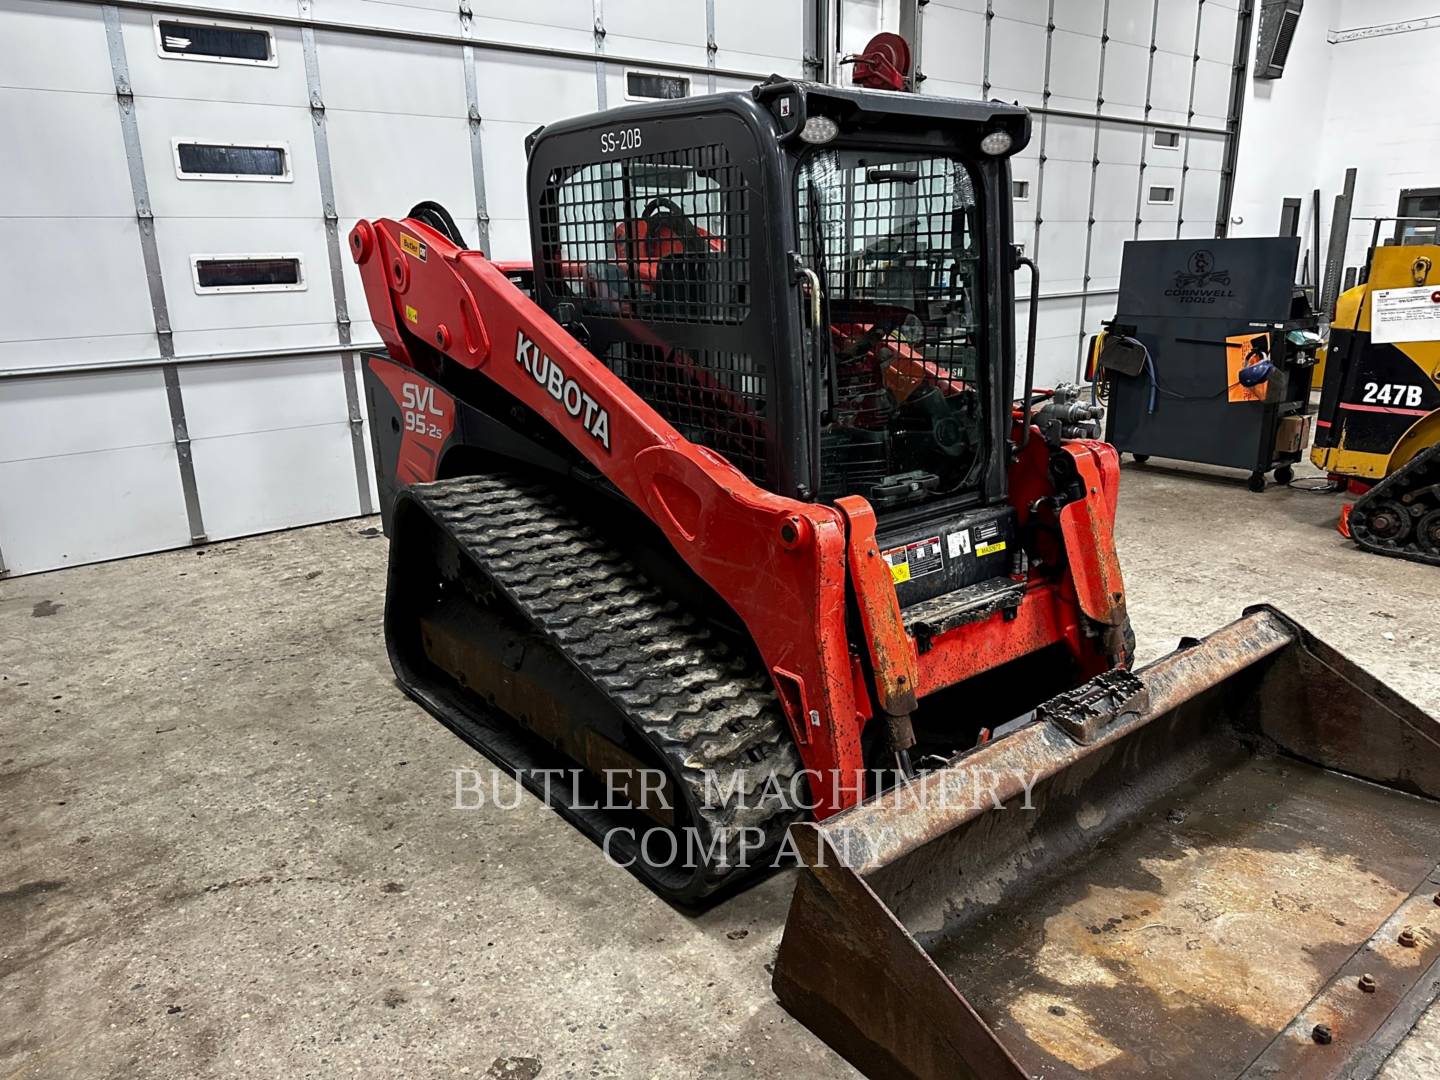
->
192 255 304 294
154 16 276 66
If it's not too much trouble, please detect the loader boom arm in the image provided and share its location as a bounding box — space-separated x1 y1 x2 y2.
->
351 215 886 816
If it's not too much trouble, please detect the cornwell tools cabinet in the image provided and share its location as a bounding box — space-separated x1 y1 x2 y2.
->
1099 237 1319 490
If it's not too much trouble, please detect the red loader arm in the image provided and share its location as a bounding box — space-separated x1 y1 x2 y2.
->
351 216 892 816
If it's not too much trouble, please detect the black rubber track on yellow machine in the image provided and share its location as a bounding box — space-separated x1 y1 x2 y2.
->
389 473 803 904
1349 443 1440 568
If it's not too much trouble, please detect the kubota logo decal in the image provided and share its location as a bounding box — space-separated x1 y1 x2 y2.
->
515 330 611 451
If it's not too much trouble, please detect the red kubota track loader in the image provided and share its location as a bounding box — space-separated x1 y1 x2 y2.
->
352 76 1440 1079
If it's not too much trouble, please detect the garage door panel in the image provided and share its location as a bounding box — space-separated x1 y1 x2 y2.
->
606 0 706 67
470 10 593 54
920 5 986 89
0 218 157 371
1108 0 1156 47
2 1 115 93
1198 2 1238 61
0 443 191 574
316 32 466 117
1148 51 1194 117
1192 58 1232 126
1013 220 1037 260
1043 161 1093 222
475 52 596 125
330 0 467 35
926 76 986 100
327 111 475 221
1181 172 1222 233
1102 40 1150 115
1048 31 1101 112
1044 116 1095 163
1098 123 1144 165
1094 164 1139 221
170 323 342 359
191 422 361 541
486 217 533 263
120 10 311 107
0 369 173 463
479 120 532 239
1154 1 1200 56
1186 133 1225 172
713 0 806 75
0 90 134 218
1053 2 1102 36
179 355 350 440
138 97 322 219
154 216 334 333
989 17 1047 95
995 0 1049 27
1087 222 1135 290
1038 222 1088 291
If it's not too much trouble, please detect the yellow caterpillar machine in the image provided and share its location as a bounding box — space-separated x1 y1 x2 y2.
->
1313 236 1440 563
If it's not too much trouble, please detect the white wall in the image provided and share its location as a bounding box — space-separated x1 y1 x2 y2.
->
0 0 806 576
1230 1 1440 290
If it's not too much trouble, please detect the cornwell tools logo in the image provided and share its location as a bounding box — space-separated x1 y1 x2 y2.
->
514 330 611 450
1166 248 1235 304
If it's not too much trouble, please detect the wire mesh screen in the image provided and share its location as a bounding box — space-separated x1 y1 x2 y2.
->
602 343 766 478
538 143 767 482
539 145 750 324
798 150 986 509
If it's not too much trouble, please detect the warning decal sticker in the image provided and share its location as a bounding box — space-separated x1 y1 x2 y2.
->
946 529 972 559
1372 285 1440 344
882 536 943 585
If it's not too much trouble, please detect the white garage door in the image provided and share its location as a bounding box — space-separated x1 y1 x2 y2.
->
0 0 810 576
0 0 1246 576
907 0 1245 391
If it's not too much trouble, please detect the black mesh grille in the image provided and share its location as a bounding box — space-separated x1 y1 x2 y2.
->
538 145 750 325
602 343 766 480
539 143 766 482
798 151 985 508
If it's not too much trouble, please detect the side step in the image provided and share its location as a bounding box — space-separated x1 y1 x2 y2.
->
904 576 1026 648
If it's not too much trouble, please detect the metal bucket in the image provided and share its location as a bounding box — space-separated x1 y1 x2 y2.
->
774 607 1440 1078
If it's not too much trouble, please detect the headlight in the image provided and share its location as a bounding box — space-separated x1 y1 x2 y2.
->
980 130 1013 155
799 115 840 145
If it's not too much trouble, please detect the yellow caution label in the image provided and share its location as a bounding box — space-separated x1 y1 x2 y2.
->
889 561 911 584
404 305 419 324
976 540 1007 557
400 233 428 261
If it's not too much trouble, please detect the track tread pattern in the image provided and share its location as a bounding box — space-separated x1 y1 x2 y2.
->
407 474 802 894
1350 443 1440 567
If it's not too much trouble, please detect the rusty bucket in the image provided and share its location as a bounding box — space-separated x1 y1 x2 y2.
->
773 607 1440 1078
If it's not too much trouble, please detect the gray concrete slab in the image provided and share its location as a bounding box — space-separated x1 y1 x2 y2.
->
2 456 1437 1079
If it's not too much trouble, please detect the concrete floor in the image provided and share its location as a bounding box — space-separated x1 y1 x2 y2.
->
3 455 1439 1079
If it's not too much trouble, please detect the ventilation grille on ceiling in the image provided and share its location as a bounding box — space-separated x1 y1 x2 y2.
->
1255 0 1304 79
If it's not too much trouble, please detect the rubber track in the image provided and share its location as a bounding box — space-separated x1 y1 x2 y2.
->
1350 443 1440 568
409 474 803 892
